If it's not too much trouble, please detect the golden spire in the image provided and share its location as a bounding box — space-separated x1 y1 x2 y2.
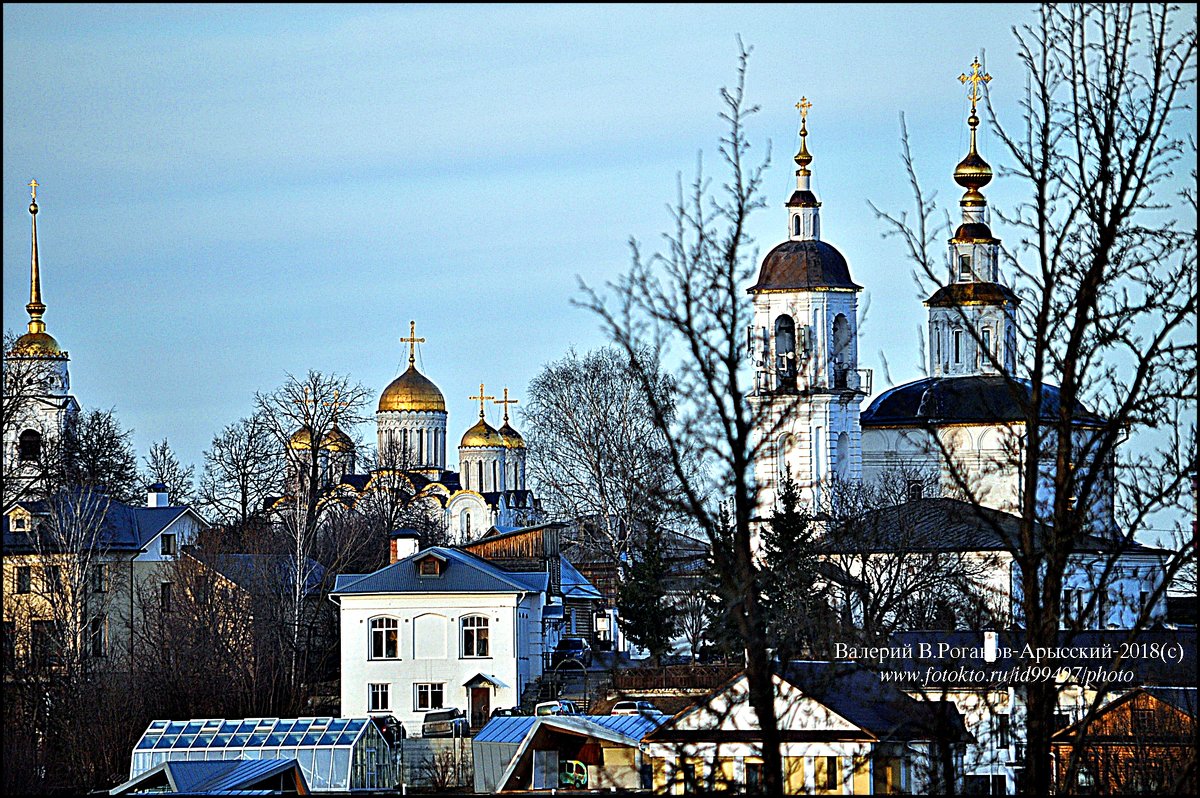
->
400 320 425 367
793 96 813 172
469 383 495 419
954 57 994 207
495 387 518 422
26 179 47 335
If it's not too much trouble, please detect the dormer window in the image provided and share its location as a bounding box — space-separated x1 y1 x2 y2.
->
417 555 444 578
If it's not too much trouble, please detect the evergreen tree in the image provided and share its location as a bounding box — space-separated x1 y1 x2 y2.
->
616 523 676 661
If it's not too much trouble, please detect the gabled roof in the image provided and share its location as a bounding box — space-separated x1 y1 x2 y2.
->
3 491 204 554
110 757 307 795
192 552 328 597
332 546 548 596
560 556 602 600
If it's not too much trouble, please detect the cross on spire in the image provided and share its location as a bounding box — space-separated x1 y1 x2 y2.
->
795 96 812 122
400 320 425 367
28 178 38 203
292 385 317 414
323 389 351 424
959 57 992 114
469 383 495 418
495 387 518 422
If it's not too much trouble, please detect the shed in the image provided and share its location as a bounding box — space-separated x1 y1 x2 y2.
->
472 714 662 793
130 717 395 792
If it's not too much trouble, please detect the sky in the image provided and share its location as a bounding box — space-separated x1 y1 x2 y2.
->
0 3 1082 474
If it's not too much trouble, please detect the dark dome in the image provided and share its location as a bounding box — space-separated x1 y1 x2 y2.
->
952 222 998 242
861 376 1106 427
925 282 1020 308
749 240 861 293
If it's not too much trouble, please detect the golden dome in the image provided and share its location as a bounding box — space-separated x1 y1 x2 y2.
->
9 331 64 358
460 418 505 448
499 422 526 449
289 426 314 450
322 425 354 452
378 365 446 413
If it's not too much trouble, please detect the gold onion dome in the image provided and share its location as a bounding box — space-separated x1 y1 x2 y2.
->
289 426 314 450
322 425 354 452
10 331 63 357
460 418 505 448
954 58 994 206
378 364 447 413
499 422 525 450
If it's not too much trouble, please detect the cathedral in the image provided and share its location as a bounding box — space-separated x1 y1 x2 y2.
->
3 181 79 500
749 63 1115 534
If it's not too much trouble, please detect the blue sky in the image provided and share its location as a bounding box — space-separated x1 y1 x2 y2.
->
5 3 1046 472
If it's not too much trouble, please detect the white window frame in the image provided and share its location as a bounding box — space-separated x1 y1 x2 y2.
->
368 683 390 712
369 617 400 660
415 682 444 711
161 533 177 556
461 615 490 658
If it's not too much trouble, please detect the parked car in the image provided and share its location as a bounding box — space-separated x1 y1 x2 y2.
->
535 699 581 716
490 707 524 718
560 759 588 789
369 714 407 743
611 700 660 716
552 637 593 667
421 708 468 737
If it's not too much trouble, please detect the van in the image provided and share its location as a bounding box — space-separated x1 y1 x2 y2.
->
534 700 580 716
421 708 467 737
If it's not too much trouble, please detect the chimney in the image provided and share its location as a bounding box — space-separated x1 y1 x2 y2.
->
389 529 421 564
147 482 170 507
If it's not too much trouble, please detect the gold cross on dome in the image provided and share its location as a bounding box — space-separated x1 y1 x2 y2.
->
400 320 425 366
494 387 518 422
469 383 495 418
292 385 316 412
28 179 39 202
794 96 812 122
323 389 351 423
959 57 992 113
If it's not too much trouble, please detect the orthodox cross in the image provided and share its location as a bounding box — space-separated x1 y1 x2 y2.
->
400 320 425 366
494 387 518 422
794 96 812 122
959 57 991 113
323 389 351 424
469 383 495 418
28 178 38 202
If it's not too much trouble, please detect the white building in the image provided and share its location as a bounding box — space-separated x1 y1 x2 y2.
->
332 537 594 735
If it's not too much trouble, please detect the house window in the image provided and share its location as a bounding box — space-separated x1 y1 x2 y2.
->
418 557 442 577
12 516 26 531
16 566 32 594
953 329 963 364
91 564 107 593
44 565 62 595
415 683 444 711
370 617 399 659
161 533 177 556
745 762 762 792
368 683 390 713
89 615 106 658
816 756 840 790
997 713 1011 747
1131 707 1154 736
31 620 57 666
160 582 173 614
18 429 42 462
462 615 489 658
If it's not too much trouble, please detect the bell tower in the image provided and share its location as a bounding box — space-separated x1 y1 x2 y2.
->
747 101 870 517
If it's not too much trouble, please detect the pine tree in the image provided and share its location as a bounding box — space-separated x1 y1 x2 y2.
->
616 523 676 661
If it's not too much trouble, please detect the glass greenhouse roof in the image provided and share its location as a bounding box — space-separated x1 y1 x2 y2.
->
131 717 393 792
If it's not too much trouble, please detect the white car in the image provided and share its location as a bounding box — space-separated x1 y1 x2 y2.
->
611 700 659 715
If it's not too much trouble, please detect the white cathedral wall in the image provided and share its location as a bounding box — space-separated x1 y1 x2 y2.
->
376 410 447 470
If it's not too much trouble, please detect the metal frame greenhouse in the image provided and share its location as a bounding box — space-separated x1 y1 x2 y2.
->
130 717 396 792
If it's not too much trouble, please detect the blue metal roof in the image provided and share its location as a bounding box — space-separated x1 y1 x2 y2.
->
5 491 198 554
474 714 662 744
333 546 548 596
560 556 602 600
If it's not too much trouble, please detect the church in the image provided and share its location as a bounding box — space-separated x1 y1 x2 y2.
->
283 322 544 541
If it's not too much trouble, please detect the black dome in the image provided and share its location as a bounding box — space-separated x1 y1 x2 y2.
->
749 239 861 292
861 376 1106 427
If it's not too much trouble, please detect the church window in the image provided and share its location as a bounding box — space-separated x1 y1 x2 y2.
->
402 429 409 455
460 510 471 538
370 617 400 659
793 215 802 236
953 329 963 363
959 254 972 280
418 430 424 463
907 480 924 502
476 462 484 491
18 429 42 462
492 461 498 490
981 327 992 365
777 435 794 482
835 432 850 479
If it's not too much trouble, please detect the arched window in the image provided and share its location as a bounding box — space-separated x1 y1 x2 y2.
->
981 327 993 368
953 329 963 364
18 429 42 462
370 617 400 659
417 430 425 463
959 254 972 281
774 315 796 384
460 510 471 537
476 461 483 490
492 461 498 490
831 314 851 364
462 615 489 658
793 215 802 236
835 432 850 479
776 434 794 482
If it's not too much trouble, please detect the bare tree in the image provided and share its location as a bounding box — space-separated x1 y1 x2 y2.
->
199 411 285 531
872 5 1196 794
523 346 683 563
46 408 140 503
578 43 788 791
255 370 370 698
141 438 196 506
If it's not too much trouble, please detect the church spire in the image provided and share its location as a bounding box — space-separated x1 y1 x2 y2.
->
786 96 821 241
26 179 47 336
953 58 994 213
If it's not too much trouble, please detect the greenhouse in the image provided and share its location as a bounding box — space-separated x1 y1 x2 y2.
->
129 717 397 792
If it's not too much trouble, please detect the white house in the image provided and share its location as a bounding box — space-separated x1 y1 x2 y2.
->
332 539 592 735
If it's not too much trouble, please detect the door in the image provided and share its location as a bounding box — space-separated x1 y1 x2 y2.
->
470 687 490 729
